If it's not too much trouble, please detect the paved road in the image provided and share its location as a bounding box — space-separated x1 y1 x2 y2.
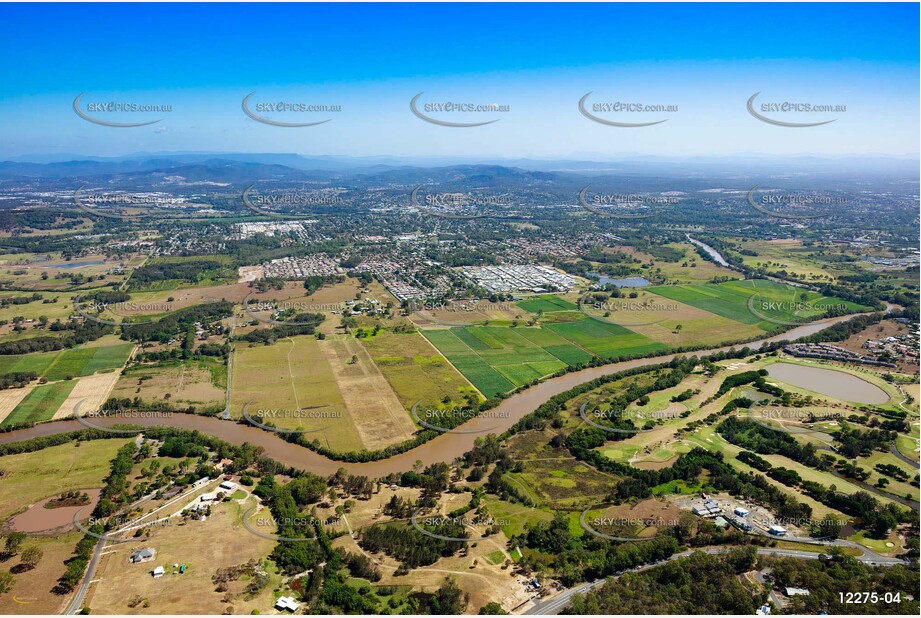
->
524 547 905 615
889 443 920 469
63 537 106 615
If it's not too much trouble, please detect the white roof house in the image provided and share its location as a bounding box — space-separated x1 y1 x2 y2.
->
152 566 165 578
219 480 237 490
275 596 301 611
785 587 810 596
734 506 750 517
768 524 788 536
200 493 216 502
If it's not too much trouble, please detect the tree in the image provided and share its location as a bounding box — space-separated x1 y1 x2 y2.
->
4 532 26 555
20 545 43 570
429 577 469 614
0 570 13 594
479 601 508 614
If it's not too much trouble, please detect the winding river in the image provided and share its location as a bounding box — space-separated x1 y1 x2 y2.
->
0 313 873 477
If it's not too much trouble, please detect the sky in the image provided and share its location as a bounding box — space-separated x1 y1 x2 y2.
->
0 2 918 159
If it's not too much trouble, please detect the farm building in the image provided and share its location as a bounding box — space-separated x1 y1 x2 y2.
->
734 506 750 517
768 525 788 536
152 566 165 578
219 480 237 490
200 493 217 502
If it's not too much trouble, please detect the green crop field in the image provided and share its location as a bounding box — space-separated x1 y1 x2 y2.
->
0 343 132 380
423 319 665 395
648 279 867 329
1 381 76 426
546 317 667 358
517 294 578 313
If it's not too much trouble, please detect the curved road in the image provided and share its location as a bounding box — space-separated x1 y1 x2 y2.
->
0 312 871 477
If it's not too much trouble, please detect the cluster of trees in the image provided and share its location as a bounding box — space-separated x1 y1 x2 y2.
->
120 301 232 343
128 259 231 288
360 520 467 569
0 320 113 354
0 371 38 389
767 552 920 614
236 312 324 344
564 548 761 615
0 292 42 307
717 417 826 469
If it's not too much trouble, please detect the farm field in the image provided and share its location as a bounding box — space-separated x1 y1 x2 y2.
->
230 334 362 452
545 317 667 359
361 330 480 410
0 342 133 381
648 279 868 329
516 294 578 313
112 359 226 408
0 380 76 426
578 288 763 346
421 324 596 396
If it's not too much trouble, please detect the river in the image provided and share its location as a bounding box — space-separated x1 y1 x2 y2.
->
0 312 871 478
686 235 729 267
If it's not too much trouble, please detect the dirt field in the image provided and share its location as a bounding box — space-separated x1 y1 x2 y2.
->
0 531 85 615
318 335 417 450
52 372 122 420
832 318 919 374
86 497 278 615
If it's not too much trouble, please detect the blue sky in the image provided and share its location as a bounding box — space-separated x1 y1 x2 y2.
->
1 2 918 158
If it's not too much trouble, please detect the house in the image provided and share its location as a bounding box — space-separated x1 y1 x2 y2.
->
714 516 729 529
757 603 772 615
193 476 210 487
785 587 810 596
219 480 237 491
275 596 301 611
200 493 217 502
130 548 154 563
152 566 165 578
768 525 788 537
734 506 750 517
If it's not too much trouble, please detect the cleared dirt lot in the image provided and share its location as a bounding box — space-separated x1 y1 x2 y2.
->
52 372 122 419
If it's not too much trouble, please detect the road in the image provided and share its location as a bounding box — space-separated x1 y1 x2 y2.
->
889 443 920 469
524 547 905 615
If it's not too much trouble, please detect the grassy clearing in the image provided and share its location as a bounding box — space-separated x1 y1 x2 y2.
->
0 438 132 518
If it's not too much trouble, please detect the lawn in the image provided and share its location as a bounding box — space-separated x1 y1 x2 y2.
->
1 380 76 426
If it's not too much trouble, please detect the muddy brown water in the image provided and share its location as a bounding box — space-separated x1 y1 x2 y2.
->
0 314 867 478
766 362 890 405
9 488 101 533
